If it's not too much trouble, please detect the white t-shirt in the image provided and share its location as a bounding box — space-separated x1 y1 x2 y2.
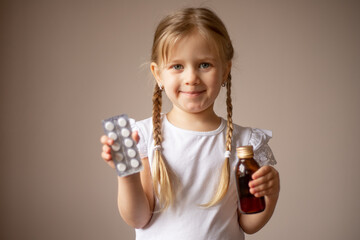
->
133 115 276 240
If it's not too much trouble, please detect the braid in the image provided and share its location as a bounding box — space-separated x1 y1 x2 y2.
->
152 85 163 145
152 84 174 210
201 74 233 207
225 74 234 153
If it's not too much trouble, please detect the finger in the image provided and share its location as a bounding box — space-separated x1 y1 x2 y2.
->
100 135 114 145
252 165 273 180
101 152 115 169
250 176 280 197
100 135 108 144
249 172 274 188
253 190 270 198
102 144 111 153
253 186 279 198
132 131 140 144
101 151 112 161
250 180 273 194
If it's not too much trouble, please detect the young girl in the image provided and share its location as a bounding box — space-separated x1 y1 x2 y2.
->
100 7 280 239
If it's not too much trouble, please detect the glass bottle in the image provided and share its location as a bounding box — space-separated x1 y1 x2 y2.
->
235 145 265 214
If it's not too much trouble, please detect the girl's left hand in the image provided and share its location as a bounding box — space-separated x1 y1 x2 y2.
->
249 166 280 199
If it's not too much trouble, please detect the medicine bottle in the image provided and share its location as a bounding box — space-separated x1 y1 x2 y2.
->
235 145 265 214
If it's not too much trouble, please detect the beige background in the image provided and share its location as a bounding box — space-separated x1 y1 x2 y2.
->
1 0 359 239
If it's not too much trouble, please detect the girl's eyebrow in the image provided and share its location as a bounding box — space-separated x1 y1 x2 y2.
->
167 56 217 63
166 58 182 63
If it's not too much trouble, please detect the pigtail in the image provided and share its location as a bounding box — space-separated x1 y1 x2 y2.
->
202 74 233 207
152 84 174 210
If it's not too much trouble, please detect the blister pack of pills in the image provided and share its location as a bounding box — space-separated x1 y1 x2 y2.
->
102 114 143 177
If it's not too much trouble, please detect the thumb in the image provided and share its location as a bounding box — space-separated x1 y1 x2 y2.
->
132 131 140 144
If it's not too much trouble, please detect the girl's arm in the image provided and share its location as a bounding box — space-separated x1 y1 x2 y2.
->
116 157 154 229
101 134 154 229
238 166 280 234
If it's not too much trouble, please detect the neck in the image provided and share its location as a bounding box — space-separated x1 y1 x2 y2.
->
166 106 221 132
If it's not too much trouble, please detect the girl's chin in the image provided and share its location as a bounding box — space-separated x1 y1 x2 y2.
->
176 104 214 114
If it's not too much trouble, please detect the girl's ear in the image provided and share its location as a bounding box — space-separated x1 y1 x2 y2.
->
151 62 162 86
222 61 232 84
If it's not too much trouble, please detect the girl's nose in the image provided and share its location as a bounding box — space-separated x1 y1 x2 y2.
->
185 68 200 85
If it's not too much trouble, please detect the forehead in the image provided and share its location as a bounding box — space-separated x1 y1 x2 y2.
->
161 30 221 65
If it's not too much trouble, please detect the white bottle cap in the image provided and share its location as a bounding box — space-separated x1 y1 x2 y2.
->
130 159 139 168
121 128 130 137
111 142 121 151
115 153 124 161
127 149 136 158
117 163 126 172
124 138 133 148
108 132 117 141
105 121 114 131
118 117 127 127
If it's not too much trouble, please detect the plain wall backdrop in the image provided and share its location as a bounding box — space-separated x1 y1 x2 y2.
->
1 0 359 239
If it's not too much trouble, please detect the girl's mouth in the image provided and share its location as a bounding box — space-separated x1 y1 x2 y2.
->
180 90 206 97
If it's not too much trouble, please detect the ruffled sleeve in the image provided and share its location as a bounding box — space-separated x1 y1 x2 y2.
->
249 128 277 167
129 118 148 159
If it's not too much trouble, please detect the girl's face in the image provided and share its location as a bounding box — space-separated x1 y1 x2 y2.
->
151 31 231 115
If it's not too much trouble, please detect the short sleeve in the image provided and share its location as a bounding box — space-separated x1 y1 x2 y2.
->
249 128 277 167
129 118 148 159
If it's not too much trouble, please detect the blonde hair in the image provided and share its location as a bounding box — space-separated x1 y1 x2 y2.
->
151 7 234 210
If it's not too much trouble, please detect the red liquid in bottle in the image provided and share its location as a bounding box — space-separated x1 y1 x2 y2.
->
236 174 265 213
235 146 265 214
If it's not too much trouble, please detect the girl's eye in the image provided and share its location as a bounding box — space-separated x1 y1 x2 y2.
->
172 64 183 70
199 63 210 69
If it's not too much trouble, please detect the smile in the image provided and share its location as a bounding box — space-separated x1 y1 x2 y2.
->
179 90 206 97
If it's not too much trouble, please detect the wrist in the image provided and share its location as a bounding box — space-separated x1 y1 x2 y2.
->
117 172 141 183
265 193 279 203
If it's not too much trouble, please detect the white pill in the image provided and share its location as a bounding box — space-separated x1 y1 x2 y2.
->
117 163 126 172
111 142 121 151
118 117 127 127
121 128 130 137
114 153 124 161
130 159 139 168
124 138 133 147
108 132 117 140
104 121 114 131
127 149 136 158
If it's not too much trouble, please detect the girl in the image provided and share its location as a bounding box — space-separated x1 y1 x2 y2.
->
100 7 280 240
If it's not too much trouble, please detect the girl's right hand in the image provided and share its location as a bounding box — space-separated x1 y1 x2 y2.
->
100 131 140 169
